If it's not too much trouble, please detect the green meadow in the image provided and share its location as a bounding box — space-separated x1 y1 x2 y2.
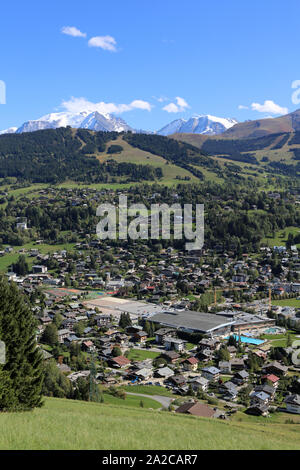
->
1 397 300 450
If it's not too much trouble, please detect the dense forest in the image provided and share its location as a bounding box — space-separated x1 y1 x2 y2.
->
0 128 163 184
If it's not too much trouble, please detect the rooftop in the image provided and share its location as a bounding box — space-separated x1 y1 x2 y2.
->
150 310 235 334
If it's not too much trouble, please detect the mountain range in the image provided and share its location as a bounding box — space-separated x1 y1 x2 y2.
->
2 108 300 140
157 115 238 135
0 110 134 135
0 110 238 136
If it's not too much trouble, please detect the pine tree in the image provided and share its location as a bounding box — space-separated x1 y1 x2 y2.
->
41 323 58 346
0 277 44 411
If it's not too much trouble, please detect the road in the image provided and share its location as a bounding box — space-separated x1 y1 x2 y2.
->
126 392 173 409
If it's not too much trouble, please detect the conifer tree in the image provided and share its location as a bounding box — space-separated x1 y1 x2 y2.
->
0 277 44 411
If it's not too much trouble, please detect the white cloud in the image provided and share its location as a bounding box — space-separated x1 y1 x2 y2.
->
129 100 152 111
163 96 190 113
251 100 288 115
61 26 86 38
163 103 181 113
238 105 249 110
88 36 117 52
61 97 152 115
176 96 189 109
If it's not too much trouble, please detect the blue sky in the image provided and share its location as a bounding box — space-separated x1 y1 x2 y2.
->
0 0 300 131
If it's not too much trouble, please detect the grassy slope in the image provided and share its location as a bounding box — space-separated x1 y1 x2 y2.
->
0 241 76 272
1 397 300 450
96 136 199 185
172 131 300 180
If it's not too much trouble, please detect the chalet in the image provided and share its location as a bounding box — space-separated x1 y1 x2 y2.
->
230 358 245 371
98 337 113 348
232 370 249 385
254 384 276 399
160 351 180 364
253 350 268 361
82 340 95 352
198 338 220 352
135 368 153 380
155 366 174 379
262 374 280 388
61 319 76 331
251 391 271 406
64 334 80 344
218 361 232 374
133 330 148 343
40 316 52 326
189 376 209 392
201 366 220 382
109 355 131 369
183 357 199 371
285 394 300 414
170 375 186 387
246 404 269 416
115 334 128 345
57 329 71 344
262 361 288 377
163 336 186 352
197 348 214 362
155 328 176 344
219 381 238 400
175 402 220 419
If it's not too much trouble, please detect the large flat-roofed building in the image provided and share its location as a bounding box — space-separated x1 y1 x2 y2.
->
150 310 235 336
216 310 276 332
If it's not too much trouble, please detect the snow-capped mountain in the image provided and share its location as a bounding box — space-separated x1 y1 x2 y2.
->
157 115 238 136
1 110 134 135
0 111 237 136
0 127 18 135
80 111 132 132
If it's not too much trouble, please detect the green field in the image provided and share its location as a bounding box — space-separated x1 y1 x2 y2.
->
0 241 76 272
126 348 160 361
263 226 300 248
272 298 300 308
260 330 299 347
1 397 300 450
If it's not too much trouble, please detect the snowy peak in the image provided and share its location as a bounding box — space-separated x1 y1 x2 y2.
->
80 111 133 132
0 127 18 135
157 115 238 136
0 111 237 136
4 110 134 135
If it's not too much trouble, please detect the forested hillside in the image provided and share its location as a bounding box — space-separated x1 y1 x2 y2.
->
0 126 299 185
0 128 163 184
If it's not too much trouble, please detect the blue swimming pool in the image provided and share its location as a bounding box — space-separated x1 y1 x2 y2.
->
225 335 265 345
264 327 281 334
